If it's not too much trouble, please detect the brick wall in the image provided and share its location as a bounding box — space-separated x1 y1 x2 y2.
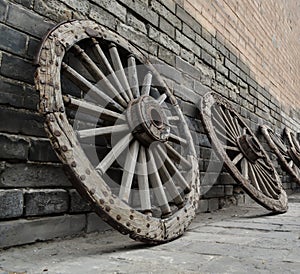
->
0 0 299 248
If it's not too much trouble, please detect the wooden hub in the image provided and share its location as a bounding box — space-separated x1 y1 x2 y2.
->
237 134 263 163
126 95 170 146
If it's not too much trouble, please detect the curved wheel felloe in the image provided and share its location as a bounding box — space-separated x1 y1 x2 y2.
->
35 20 200 243
200 92 288 213
260 125 300 185
284 127 300 168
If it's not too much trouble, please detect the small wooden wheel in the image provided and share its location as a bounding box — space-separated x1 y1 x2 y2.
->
35 20 199 243
200 92 287 213
260 125 300 185
284 127 300 168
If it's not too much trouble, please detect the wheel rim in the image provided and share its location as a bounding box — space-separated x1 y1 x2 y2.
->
260 125 300 185
200 92 287 213
284 127 300 168
35 20 200 243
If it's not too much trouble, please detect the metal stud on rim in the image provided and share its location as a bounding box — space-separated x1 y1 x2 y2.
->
200 92 288 213
35 20 200 243
260 125 300 185
284 127 300 168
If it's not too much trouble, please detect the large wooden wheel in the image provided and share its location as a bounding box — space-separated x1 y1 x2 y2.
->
35 20 199 243
260 125 300 185
284 127 300 168
200 92 288 213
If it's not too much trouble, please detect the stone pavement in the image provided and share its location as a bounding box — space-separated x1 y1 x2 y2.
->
0 194 299 274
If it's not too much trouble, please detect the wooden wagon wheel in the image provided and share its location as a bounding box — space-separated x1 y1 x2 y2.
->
284 127 300 168
200 92 287 213
35 20 199 243
260 125 300 185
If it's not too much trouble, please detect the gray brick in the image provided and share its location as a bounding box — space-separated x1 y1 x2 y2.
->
208 198 219 212
198 199 208 213
0 23 27 56
176 56 200 79
34 0 73 22
201 185 225 198
0 214 86 248
158 46 176 66
176 5 201 34
0 133 29 160
173 82 201 104
0 53 35 84
159 16 175 38
201 28 213 43
24 189 69 216
0 107 45 137
69 189 91 213
194 80 212 97
180 48 194 63
0 0 7 22
201 50 215 67
62 0 90 15
8 3 53 38
182 23 196 40
28 139 59 162
151 0 181 29
119 0 159 26
0 162 71 188
149 26 180 54
196 34 217 57
0 77 38 110
86 212 111 233
92 0 126 21
89 4 118 30
180 100 197 117
176 30 200 56
224 58 239 75
13 0 33 8
151 57 180 82
158 0 176 13
0 189 23 219
127 12 147 34
116 23 158 56
215 39 229 58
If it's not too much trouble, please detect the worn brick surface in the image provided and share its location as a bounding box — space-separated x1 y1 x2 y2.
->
0 134 29 160
0 189 23 219
0 214 86 248
69 189 91 213
0 162 71 188
28 139 59 162
24 189 69 216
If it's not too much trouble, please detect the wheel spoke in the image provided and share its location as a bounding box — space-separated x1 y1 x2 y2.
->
248 163 261 191
154 149 184 207
63 96 126 122
119 141 140 203
140 71 152 96
156 145 191 193
168 133 188 145
127 55 140 98
91 38 128 100
72 45 128 107
168 115 180 122
147 148 172 217
212 110 237 141
224 145 240 152
232 153 243 165
109 43 133 100
77 124 129 139
215 126 237 145
96 132 134 175
241 158 249 179
225 109 240 137
157 93 167 105
165 143 192 170
219 107 239 138
137 146 152 214
62 62 124 112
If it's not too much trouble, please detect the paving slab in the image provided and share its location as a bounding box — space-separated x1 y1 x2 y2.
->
0 194 299 273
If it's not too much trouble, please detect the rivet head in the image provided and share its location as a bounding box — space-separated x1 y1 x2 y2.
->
116 215 121 221
71 161 76 167
103 191 108 197
80 175 86 181
126 222 130 227
109 199 114 204
105 206 111 212
146 223 150 228
90 188 95 194
86 169 91 175
129 215 134 220
99 199 105 205
61 145 68 152
54 130 61 137
137 228 141 233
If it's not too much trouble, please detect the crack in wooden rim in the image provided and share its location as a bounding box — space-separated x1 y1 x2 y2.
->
35 20 200 244
199 92 288 213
